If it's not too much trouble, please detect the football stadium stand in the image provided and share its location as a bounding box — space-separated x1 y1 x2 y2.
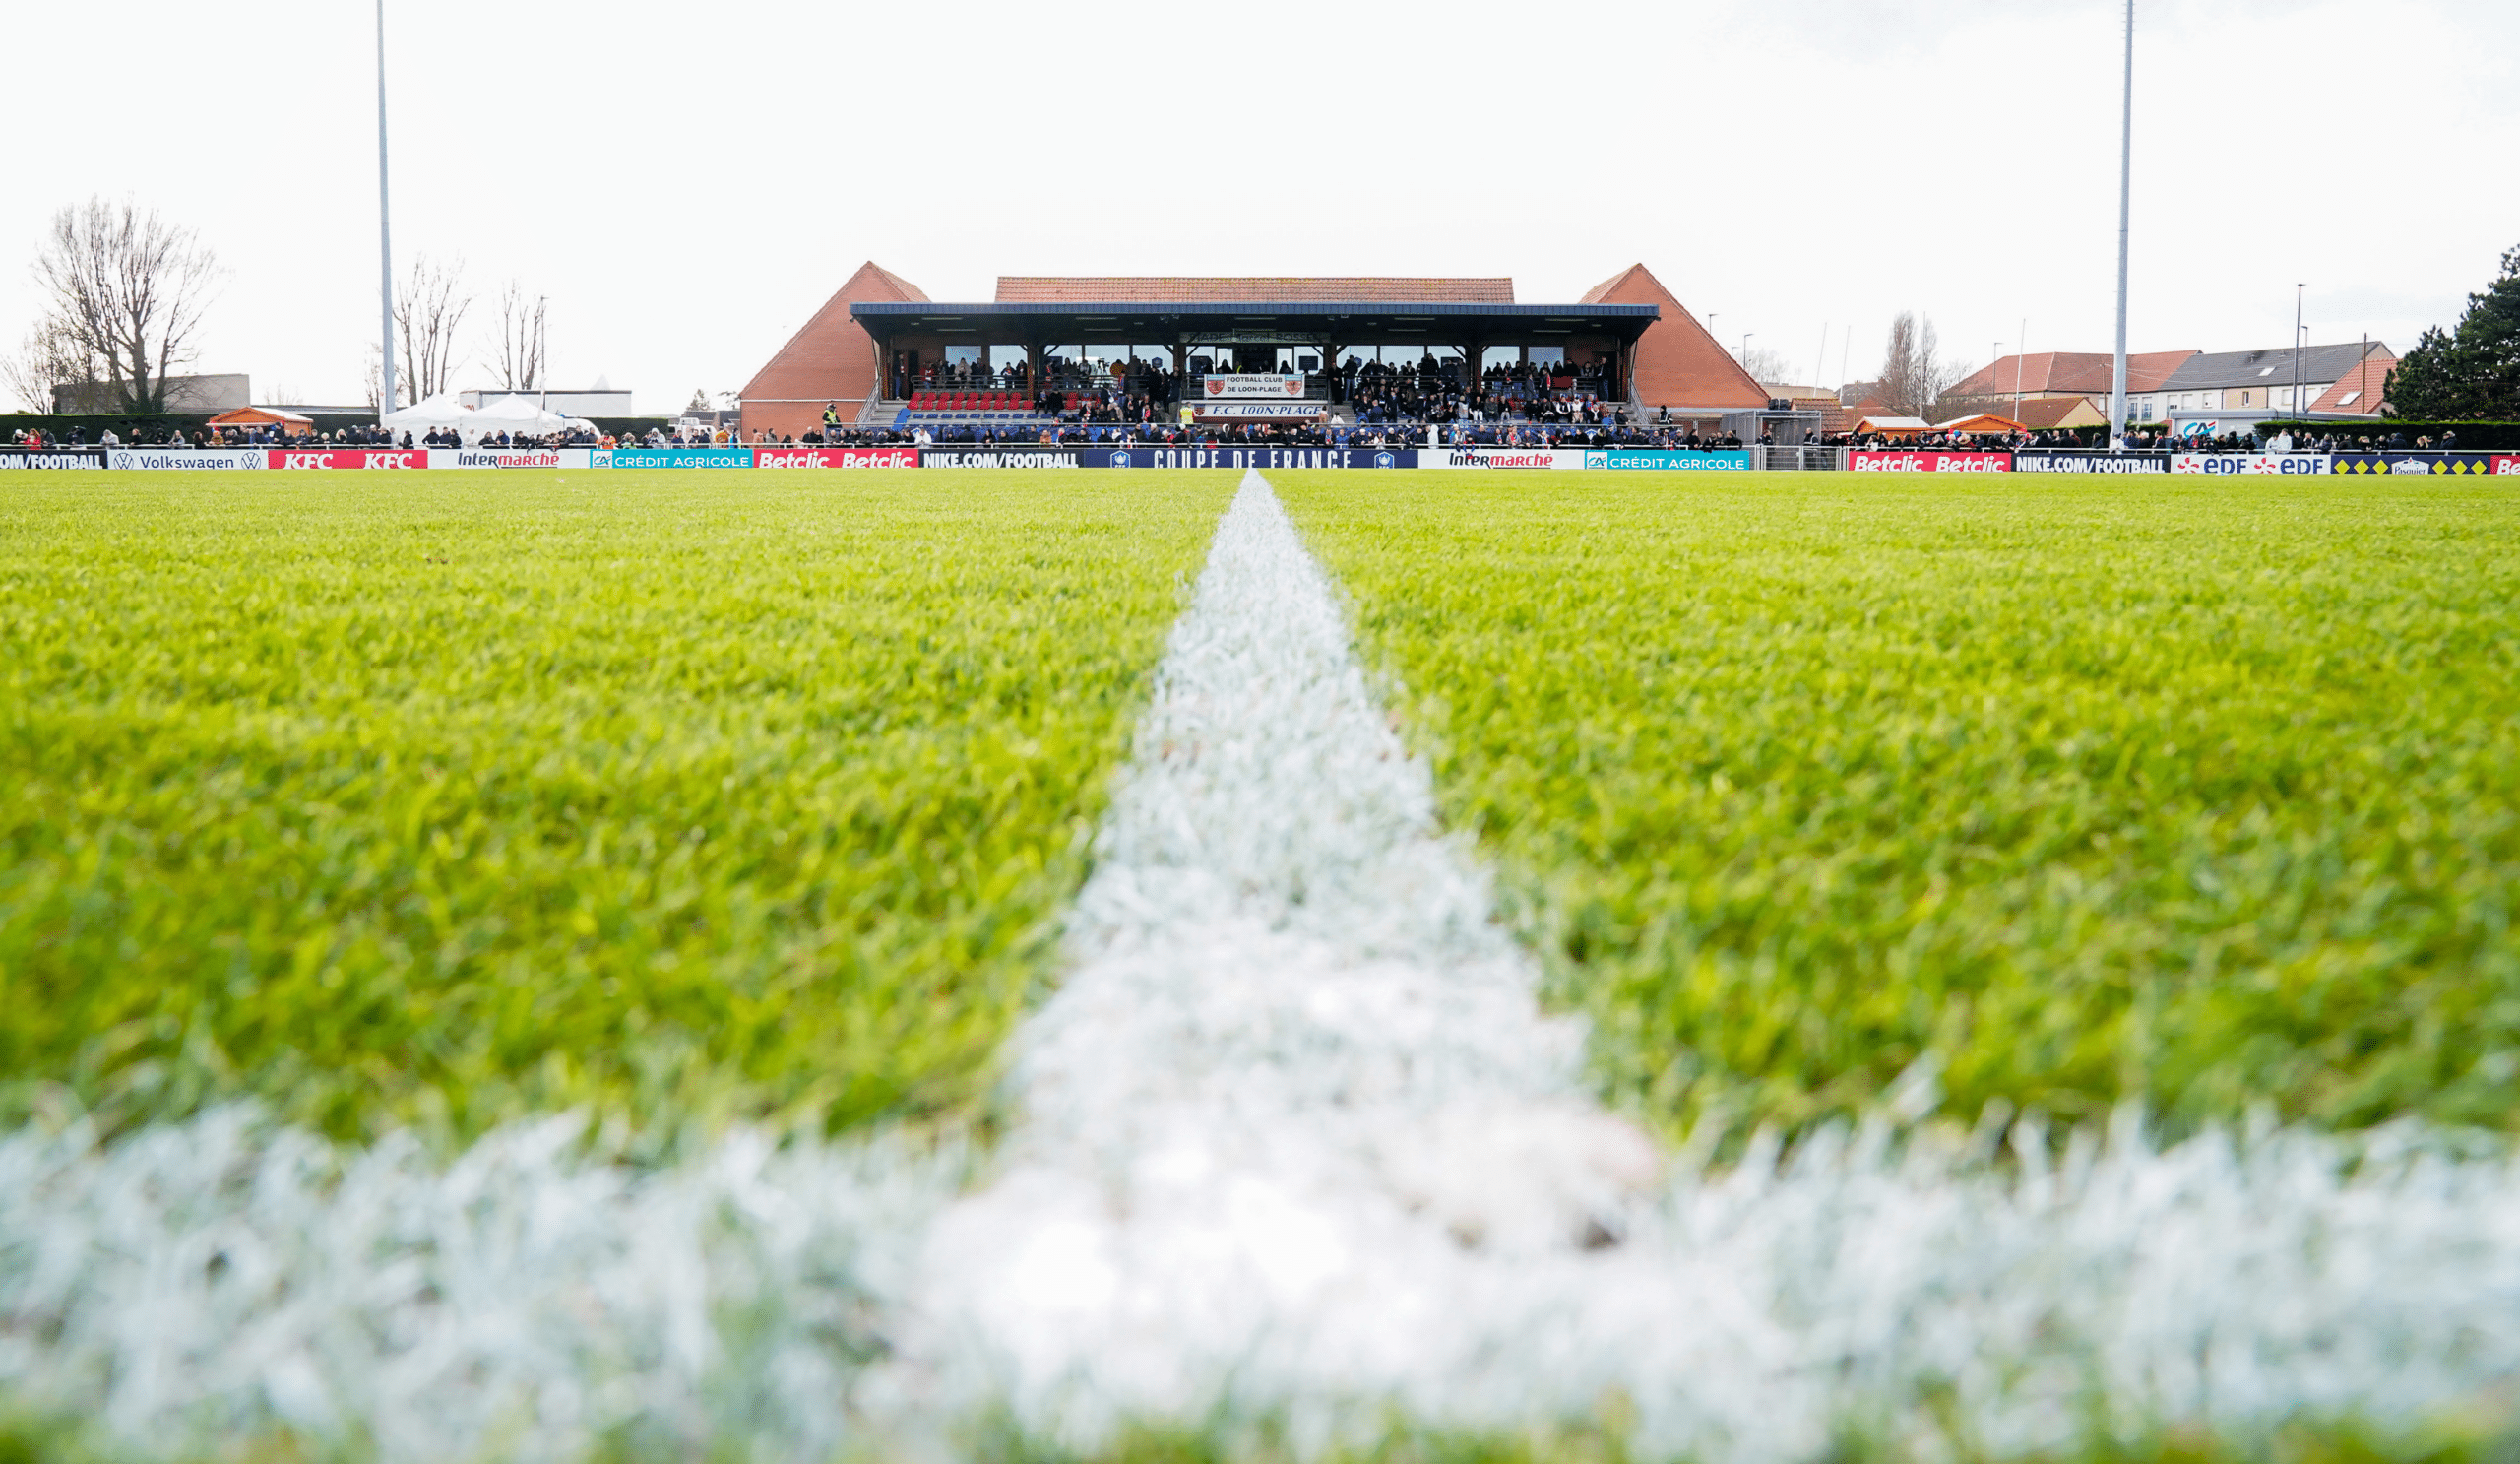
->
737 264 1769 444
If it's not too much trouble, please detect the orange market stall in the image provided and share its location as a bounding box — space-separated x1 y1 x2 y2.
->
206 407 315 437
1931 413 2028 437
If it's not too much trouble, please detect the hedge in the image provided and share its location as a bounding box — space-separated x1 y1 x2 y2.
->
2255 419 2520 450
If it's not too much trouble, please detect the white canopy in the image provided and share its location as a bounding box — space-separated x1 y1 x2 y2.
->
468 396 571 436
378 392 476 430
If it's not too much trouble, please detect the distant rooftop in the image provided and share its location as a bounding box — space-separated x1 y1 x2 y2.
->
997 276 1516 303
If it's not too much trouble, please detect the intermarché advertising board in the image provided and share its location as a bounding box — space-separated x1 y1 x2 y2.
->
1419 448 1591 470
1850 450 2011 473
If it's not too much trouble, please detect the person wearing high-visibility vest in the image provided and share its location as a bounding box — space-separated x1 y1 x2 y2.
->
822 402 840 441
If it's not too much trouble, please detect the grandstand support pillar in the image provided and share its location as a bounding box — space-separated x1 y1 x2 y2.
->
1026 343 1042 395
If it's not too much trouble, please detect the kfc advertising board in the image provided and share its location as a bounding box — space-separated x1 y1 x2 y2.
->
1849 451 2012 472
270 449 427 469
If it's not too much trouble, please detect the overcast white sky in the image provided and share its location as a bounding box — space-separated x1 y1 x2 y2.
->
5 0 2514 413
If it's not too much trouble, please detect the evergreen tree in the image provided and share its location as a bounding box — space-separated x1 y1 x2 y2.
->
2389 243 2520 419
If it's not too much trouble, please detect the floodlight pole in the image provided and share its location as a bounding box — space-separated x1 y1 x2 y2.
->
2294 284 2304 423
2015 318 2027 423
2108 0 2133 451
375 0 397 419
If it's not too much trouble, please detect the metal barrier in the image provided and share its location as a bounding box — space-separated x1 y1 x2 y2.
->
1755 445 1845 472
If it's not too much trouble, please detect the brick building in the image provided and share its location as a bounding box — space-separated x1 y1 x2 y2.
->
737 262 1765 440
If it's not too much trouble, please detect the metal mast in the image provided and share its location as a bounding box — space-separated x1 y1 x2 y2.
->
2109 0 2134 450
376 0 397 419
2107 0 2126 451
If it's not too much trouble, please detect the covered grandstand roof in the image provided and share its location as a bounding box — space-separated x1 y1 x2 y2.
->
998 277 1515 303
849 299 1659 348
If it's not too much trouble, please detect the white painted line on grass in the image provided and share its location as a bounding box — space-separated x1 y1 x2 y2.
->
6 471 2520 1464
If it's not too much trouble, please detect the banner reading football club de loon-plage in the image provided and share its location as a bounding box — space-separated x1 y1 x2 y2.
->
1200 374 1309 400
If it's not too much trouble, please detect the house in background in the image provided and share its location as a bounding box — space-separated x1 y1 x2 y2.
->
52 373 250 414
2161 342 2394 437
1942 350 2197 424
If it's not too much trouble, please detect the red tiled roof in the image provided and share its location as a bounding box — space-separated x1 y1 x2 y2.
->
1582 263 1767 411
1949 350 2197 399
2309 348 2396 414
995 276 1515 302
738 261 927 436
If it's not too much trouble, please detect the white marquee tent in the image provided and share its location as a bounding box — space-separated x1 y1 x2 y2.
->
378 393 476 434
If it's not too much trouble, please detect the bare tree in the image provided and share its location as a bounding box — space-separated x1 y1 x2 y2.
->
488 282 547 391
1739 343 1795 388
30 196 222 413
1 315 100 413
363 343 402 411
1874 312 1972 419
1876 313 1922 416
394 254 471 401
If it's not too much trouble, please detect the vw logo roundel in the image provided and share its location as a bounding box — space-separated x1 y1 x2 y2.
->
1110 450 1132 468
1373 451 1396 468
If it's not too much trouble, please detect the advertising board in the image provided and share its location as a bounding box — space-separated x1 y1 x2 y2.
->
0 447 107 469
1419 448 1590 470
2013 452 2170 474
1085 446 1416 470
104 448 262 470
753 447 921 469
2170 453 2332 475
2329 452 2503 476
1189 403 1329 421
596 448 753 470
917 447 1083 469
427 448 593 470
2496 456 2520 475
270 449 427 469
1600 449 1751 471
1200 374 1308 400
1849 451 2012 473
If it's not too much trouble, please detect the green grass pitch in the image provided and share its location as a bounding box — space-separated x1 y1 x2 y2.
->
1273 471 2520 1144
0 468 1235 1146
